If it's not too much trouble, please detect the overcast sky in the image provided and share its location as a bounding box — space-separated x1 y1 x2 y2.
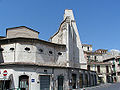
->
0 0 120 51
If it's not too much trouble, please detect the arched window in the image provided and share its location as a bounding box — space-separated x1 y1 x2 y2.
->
85 73 88 87
87 65 90 71
19 75 29 90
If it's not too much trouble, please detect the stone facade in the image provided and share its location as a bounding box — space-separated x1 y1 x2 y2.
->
0 9 97 90
88 62 112 84
101 50 120 82
50 10 87 69
0 38 66 66
82 44 113 84
103 56 120 82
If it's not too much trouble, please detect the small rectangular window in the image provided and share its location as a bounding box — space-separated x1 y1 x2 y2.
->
97 65 100 73
117 72 120 76
106 66 109 73
72 74 76 89
87 47 90 51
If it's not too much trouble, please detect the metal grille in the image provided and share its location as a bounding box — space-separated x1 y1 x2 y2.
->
40 75 50 90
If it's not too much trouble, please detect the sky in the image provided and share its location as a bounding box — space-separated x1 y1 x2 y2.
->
0 0 120 51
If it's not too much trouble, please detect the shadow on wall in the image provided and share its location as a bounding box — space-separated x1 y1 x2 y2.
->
17 42 66 65
9 74 15 89
54 46 66 63
0 45 4 63
36 44 66 65
68 24 79 67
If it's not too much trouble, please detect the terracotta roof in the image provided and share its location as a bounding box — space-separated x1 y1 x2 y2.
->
95 49 108 51
84 51 102 55
82 44 92 47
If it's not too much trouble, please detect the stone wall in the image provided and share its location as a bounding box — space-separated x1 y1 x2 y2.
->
0 64 97 90
0 40 67 66
7 26 39 39
50 10 87 69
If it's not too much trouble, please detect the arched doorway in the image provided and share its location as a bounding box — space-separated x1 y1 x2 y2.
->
84 73 88 87
79 73 83 88
19 75 29 90
58 75 64 90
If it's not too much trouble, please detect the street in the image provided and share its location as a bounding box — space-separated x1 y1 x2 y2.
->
86 83 120 90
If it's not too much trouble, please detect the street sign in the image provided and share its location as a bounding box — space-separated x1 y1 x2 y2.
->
31 79 35 82
3 70 7 76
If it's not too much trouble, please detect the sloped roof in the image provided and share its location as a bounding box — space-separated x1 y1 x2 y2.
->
0 36 5 38
82 44 92 47
6 26 39 33
0 37 66 47
95 49 108 52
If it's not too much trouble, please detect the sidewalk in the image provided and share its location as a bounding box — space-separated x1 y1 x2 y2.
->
72 83 113 90
85 83 112 90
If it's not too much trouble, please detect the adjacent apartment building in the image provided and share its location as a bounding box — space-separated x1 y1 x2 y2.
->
0 9 97 90
82 44 113 84
102 50 120 82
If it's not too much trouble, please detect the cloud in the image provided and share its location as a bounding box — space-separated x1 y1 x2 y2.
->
110 49 120 53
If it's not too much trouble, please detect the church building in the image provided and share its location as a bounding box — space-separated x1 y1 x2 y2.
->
0 9 97 90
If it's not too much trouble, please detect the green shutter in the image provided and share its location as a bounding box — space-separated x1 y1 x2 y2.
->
113 67 116 72
113 60 115 65
119 59 120 64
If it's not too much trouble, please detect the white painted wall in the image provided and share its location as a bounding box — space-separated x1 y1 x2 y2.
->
0 41 67 66
0 66 70 90
0 44 15 63
50 9 87 69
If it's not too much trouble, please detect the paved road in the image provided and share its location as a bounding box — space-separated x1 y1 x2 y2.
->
86 83 120 90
